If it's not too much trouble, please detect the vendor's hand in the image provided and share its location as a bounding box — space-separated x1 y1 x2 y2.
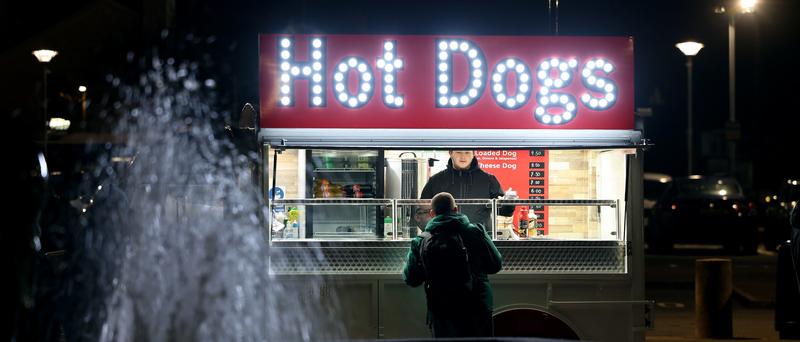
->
503 187 519 200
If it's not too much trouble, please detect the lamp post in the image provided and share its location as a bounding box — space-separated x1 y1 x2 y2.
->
715 0 757 176
676 41 704 176
78 85 87 122
32 49 58 156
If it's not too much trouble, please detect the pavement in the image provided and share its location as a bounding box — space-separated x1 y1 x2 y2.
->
644 246 794 341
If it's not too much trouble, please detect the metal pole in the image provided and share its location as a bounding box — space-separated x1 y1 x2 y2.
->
43 66 48 157
728 14 737 175
687 56 694 175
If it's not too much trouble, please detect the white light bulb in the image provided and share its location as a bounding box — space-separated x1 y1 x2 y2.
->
439 74 448 83
385 74 394 83
590 98 599 107
281 62 290 71
313 85 322 94
581 93 591 102
377 59 386 69
384 85 394 93
468 88 478 98
596 59 605 67
597 79 606 88
358 93 367 103
568 59 578 68
515 94 525 102
291 66 300 75
468 49 478 58
507 98 517 107
385 64 394 72
449 41 458 50
439 96 448 105
384 52 394 61
439 51 448 60
566 103 576 111
553 115 562 124
348 98 358 107
520 73 530 82
554 79 563 88
281 85 290 94
281 50 291 59
394 97 403 106
497 93 506 102
348 58 357 67
356 63 366 73
312 74 322 83
312 51 322 60
563 111 572 120
544 79 553 87
587 60 596 69
587 76 596 85
439 63 448 72
439 85 448 94
460 95 469 104
537 70 547 80
449 96 458 106
312 62 322 70
549 58 559 67
280 97 291 106
281 74 290 82
312 39 322 48
540 61 550 70
506 59 516 68
560 95 568 104
363 83 372 92
472 59 482 68
493 84 503 93
497 64 507 73
313 96 322 106
582 69 591 77
550 94 558 102
338 93 348 102
393 59 402 68
605 84 614 92
599 99 608 107
520 84 529 93
560 72 570 81
387 94 395 103
459 42 469 52
603 63 613 73
338 63 348 72
535 107 545 115
302 66 311 75
541 97 550 105
559 63 568 71
280 39 291 48
540 87 549 95
472 79 482 88
543 115 552 124
605 93 616 102
335 83 345 92
334 73 344 82
384 41 394 51
472 69 482 78
515 64 525 73
439 41 448 50
493 74 502 83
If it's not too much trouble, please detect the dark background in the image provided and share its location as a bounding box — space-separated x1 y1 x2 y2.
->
2 0 798 194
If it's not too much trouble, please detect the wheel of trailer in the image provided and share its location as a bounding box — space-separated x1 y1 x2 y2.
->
493 308 580 339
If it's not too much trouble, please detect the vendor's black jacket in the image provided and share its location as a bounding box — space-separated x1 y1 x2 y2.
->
420 157 515 228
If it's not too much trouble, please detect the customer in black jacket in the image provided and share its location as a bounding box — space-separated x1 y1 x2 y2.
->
418 150 515 230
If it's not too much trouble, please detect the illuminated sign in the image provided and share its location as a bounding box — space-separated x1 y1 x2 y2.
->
260 34 633 129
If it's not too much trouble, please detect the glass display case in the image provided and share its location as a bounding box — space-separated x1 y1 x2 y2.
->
304 149 384 238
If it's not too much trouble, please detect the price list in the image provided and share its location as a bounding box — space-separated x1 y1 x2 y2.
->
528 149 548 236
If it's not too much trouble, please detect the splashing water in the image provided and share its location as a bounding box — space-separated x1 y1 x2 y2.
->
79 35 344 341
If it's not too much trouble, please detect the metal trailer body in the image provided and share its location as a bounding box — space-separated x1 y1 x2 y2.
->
260 128 650 341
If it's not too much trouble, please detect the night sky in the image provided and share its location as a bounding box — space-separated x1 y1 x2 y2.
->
2 0 798 194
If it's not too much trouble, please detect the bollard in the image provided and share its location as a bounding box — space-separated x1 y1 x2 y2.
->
695 258 733 338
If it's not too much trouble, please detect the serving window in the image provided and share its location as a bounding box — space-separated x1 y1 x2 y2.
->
265 146 631 242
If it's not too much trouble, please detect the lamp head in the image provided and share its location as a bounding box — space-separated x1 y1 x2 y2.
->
676 42 704 56
32 49 58 63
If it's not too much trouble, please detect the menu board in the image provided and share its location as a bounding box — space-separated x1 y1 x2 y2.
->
475 149 549 236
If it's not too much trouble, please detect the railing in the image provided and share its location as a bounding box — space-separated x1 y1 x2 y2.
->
269 198 620 242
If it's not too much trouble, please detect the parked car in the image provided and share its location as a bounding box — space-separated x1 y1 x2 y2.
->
643 172 672 231
647 175 758 254
762 179 799 250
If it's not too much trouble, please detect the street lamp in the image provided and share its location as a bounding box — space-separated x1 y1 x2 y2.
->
78 85 87 122
715 0 758 176
676 41 704 176
32 49 58 156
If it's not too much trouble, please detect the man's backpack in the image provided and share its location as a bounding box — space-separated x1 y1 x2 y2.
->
419 227 473 300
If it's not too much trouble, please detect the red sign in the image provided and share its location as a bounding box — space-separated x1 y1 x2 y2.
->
260 34 633 129
476 149 550 236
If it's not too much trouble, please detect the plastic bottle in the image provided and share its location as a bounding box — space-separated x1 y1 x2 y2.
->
384 216 393 238
518 206 529 238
